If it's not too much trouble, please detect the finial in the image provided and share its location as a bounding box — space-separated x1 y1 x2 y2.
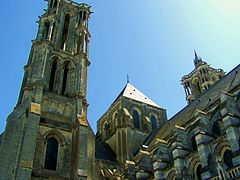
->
127 74 130 84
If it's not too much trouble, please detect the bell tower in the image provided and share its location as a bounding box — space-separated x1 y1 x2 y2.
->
0 0 97 179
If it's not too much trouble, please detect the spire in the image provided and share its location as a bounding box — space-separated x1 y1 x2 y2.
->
194 49 198 60
193 49 202 67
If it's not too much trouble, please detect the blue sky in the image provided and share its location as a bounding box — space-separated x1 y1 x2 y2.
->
0 0 240 133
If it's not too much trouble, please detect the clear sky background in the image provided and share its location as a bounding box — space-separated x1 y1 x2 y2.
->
0 0 240 133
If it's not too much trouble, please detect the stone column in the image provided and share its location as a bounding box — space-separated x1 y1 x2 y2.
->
220 92 240 165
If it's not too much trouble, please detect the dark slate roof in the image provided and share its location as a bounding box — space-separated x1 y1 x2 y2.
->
95 140 117 163
148 64 240 143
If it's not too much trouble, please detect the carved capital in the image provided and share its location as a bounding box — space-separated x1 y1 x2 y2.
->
77 114 88 127
77 169 88 177
20 160 33 169
30 102 41 115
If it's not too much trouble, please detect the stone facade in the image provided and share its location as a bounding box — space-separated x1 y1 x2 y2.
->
0 0 240 180
0 0 97 179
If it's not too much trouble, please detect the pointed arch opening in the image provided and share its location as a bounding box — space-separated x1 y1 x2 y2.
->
49 59 57 92
61 62 69 95
79 11 88 26
223 150 233 168
61 14 71 50
212 120 223 137
133 110 140 129
44 137 59 170
151 115 157 131
191 136 198 151
43 21 50 40
196 165 202 180
50 22 56 42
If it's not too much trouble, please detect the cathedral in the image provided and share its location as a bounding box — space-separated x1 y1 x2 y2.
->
0 0 240 180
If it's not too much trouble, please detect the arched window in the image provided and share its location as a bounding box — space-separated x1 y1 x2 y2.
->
212 121 223 137
196 165 202 180
223 150 233 168
44 137 59 170
133 110 140 129
61 62 69 95
151 115 157 131
61 14 71 50
191 136 198 151
43 21 50 40
49 60 57 92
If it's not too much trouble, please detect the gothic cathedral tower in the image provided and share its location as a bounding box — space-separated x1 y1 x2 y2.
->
0 0 97 179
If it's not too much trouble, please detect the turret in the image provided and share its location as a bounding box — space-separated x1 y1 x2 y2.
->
181 51 225 103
